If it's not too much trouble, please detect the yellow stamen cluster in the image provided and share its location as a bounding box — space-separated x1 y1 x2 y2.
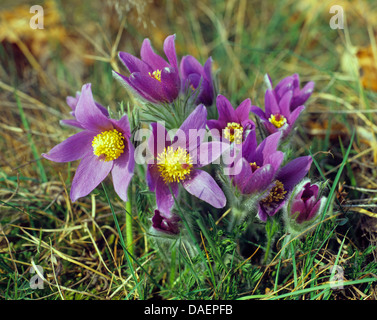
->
269 114 287 129
92 129 125 162
261 180 287 204
149 69 162 82
250 162 260 172
157 146 193 183
223 122 244 144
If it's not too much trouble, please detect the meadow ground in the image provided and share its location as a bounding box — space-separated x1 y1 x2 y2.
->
1 0 377 301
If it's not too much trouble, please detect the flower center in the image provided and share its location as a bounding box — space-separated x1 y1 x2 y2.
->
250 162 260 173
261 180 287 204
149 69 162 82
157 146 193 183
92 129 125 162
223 122 244 143
269 114 287 129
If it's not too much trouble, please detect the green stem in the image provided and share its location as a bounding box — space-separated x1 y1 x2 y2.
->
169 244 177 287
125 182 134 257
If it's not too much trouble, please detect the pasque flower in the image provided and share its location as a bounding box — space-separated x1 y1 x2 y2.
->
207 95 255 144
180 55 214 106
60 91 109 129
257 155 313 221
230 130 284 195
151 209 181 236
251 88 305 139
146 104 228 215
265 73 315 112
286 179 326 225
113 34 180 104
42 83 134 202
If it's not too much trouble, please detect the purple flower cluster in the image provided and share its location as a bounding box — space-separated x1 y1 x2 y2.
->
43 34 322 240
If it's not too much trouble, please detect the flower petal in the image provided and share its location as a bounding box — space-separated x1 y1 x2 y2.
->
191 141 230 168
111 114 131 138
250 105 267 121
243 164 274 194
182 169 226 208
216 95 237 123
70 154 113 202
60 119 84 129
264 89 280 115
112 138 134 201
140 38 169 71
118 51 151 74
276 156 312 192
149 122 171 158
235 98 252 122
163 34 179 72
42 131 95 163
155 178 179 215
112 71 159 103
74 84 112 132
174 104 207 152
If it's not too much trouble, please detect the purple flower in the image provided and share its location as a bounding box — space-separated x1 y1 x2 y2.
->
257 155 313 221
288 180 326 224
42 83 134 202
180 55 214 106
251 88 304 139
265 73 315 112
151 209 181 235
207 95 255 144
60 91 109 129
230 130 284 195
113 34 180 104
146 104 228 215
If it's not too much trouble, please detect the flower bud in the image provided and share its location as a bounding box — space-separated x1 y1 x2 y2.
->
284 179 327 235
151 209 181 236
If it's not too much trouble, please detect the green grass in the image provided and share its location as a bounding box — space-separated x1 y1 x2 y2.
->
1 0 377 301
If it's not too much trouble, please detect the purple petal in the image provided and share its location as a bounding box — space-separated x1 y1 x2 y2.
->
274 76 294 100
128 72 168 102
74 84 113 132
288 105 305 126
180 55 203 76
111 139 134 201
112 71 159 103
232 158 253 193
276 156 312 192
111 114 131 138
174 104 207 152
235 98 252 122
66 93 80 111
140 38 169 71
243 164 275 194
241 129 258 162
264 150 284 173
191 141 230 168
42 131 95 163
70 154 113 202
60 119 84 129
278 90 293 117
163 34 179 72
182 169 226 208
155 178 179 215
216 95 237 123
250 105 267 121
149 122 171 158
160 67 180 102
254 131 282 165
118 51 151 74
265 89 280 115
